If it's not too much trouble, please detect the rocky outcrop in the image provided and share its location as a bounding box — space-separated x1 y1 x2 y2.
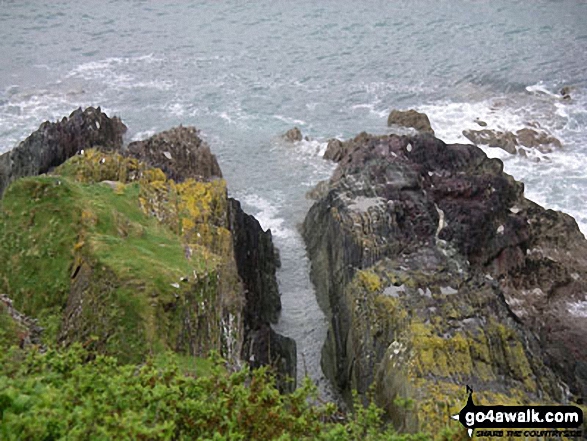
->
0 294 43 349
463 127 562 155
387 109 434 134
323 132 372 163
462 129 518 154
0 107 126 198
282 127 303 142
304 132 586 431
228 198 296 391
126 126 222 182
0 109 295 387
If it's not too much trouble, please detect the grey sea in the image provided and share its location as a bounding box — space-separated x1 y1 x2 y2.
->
1 0 586 398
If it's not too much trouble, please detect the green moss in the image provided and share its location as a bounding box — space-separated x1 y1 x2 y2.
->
0 177 80 327
0 151 242 363
0 304 19 350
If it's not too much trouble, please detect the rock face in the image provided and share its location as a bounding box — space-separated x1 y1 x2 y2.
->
126 126 223 182
228 198 296 391
0 107 127 198
0 294 43 349
463 127 561 154
387 109 434 134
323 132 372 162
0 109 295 388
304 133 586 431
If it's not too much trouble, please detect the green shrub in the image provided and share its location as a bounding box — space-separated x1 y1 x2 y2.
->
0 345 437 440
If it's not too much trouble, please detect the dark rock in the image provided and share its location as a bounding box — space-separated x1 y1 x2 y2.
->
475 118 488 127
303 133 586 430
228 198 296 390
126 126 222 182
323 138 345 162
560 86 572 100
0 106 126 198
282 127 303 143
322 132 374 163
462 128 517 154
387 109 434 134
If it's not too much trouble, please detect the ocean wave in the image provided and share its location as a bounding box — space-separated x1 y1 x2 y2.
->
239 193 295 240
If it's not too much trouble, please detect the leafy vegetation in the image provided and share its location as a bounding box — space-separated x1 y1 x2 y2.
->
0 345 446 440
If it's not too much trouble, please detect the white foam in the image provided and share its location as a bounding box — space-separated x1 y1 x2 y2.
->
418 91 587 235
240 193 295 240
296 138 328 157
130 129 157 141
166 102 187 117
273 114 306 126
526 82 559 98
350 103 388 118
66 55 172 91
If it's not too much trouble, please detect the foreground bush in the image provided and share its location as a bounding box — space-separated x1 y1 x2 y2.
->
0 345 441 440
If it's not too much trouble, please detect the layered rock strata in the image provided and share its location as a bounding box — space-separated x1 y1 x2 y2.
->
304 132 586 431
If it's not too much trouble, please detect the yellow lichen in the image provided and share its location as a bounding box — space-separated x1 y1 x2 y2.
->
357 270 382 293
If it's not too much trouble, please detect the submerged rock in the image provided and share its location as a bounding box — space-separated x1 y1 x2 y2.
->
462 128 518 154
515 128 562 152
282 127 303 142
387 109 434 134
0 106 126 198
463 127 562 155
304 133 586 431
560 86 572 100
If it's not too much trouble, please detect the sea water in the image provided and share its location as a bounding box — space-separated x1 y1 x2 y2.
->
1 0 585 398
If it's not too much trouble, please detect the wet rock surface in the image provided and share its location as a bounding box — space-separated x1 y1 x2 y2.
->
387 109 434 134
282 127 303 142
304 132 586 430
228 197 296 391
463 127 562 154
0 106 126 197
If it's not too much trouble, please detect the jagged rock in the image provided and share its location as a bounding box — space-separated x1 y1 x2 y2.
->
560 86 572 100
0 106 126 198
515 128 562 152
462 128 518 154
306 180 330 200
0 109 295 388
126 126 222 182
305 133 586 430
463 127 562 155
0 294 43 348
282 127 303 142
322 132 372 163
228 198 296 390
387 109 434 134
323 139 345 162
